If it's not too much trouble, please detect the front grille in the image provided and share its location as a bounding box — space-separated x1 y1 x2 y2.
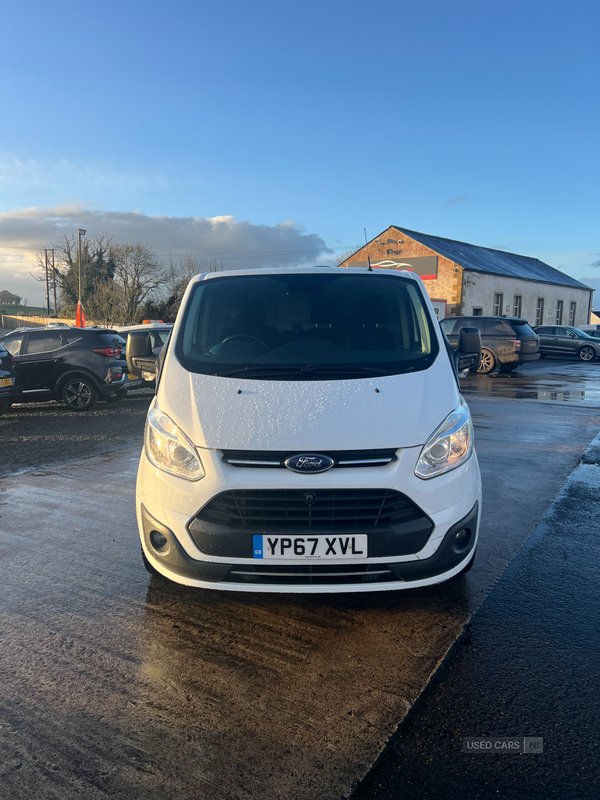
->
225 563 398 586
196 489 424 531
221 448 397 469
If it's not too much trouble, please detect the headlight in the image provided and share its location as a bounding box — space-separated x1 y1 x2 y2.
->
415 397 473 479
145 406 204 481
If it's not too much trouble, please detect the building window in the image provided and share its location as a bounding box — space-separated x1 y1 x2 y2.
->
513 295 522 318
556 300 564 326
536 298 545 327
493 293 503 316
472 307 483 316
569 302 577 326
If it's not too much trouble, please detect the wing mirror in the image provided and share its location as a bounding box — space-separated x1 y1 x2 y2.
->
126 331 157 378
456 327 482 376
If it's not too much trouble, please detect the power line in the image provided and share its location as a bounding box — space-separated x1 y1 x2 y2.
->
0 243 355 254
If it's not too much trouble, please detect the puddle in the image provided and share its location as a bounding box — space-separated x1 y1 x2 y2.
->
462 373 600 405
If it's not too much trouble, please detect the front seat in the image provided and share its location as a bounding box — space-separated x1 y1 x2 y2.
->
351 294 395 351
225 301 282 350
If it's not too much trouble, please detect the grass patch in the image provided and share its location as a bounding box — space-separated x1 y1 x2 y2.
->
0 305 49 316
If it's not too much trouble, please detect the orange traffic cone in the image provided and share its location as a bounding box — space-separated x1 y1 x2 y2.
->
75 302 86 328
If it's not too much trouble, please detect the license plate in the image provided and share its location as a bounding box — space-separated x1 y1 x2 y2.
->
0 378 14 387
253 534 368 560
127 374 139 381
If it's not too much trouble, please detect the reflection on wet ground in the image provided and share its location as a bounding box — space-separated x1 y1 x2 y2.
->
461 360 600 405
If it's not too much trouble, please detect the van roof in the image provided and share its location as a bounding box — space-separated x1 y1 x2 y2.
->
192 265 422 283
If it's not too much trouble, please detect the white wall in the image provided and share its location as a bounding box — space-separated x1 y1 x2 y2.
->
461 272 593 327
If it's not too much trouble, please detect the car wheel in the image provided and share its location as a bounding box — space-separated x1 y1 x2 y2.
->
0 399 12 416
499 363 519 373
104 389 127 403
476 349 496 374
62 377 99 411
578 346 595 362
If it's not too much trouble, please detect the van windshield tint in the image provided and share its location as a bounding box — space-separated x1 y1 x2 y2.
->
176 273 439 379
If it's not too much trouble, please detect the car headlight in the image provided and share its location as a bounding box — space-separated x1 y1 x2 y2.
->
415 397 474 479
145 406 204 481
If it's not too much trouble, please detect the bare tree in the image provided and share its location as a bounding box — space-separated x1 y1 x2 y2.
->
111 243 165 323
86 280 128 327
31 233 115 312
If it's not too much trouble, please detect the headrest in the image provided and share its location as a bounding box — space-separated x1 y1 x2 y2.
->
311 294 338 324
235 301 265 326
356 294 388 325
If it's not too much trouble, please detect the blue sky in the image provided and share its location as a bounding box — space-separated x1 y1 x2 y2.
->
1 0 599 304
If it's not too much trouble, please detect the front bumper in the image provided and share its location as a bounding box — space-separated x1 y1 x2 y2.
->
136 444 482 593
140 501 479 592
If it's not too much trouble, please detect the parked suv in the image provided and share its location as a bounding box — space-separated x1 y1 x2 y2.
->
1 327 130 411
440 316 539 374
0 340 21 415
533 326 600 361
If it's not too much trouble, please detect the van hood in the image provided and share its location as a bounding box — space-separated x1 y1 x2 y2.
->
157 355 460 451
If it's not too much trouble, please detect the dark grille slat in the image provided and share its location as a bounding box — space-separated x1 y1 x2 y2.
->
203 509 416 521
196 489 425 531
225 563 398 586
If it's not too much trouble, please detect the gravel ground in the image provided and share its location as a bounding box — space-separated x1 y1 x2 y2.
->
0 389 154 478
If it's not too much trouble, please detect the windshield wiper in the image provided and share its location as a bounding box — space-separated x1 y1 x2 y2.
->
218 365 306 377
218 364 393 378
300 365 391 376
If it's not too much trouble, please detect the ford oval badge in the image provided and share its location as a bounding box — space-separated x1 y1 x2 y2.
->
285 454 334 474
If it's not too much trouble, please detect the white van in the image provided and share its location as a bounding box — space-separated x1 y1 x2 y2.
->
128 267 482 593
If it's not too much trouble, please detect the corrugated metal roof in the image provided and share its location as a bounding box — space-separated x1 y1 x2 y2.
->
393 227 591 291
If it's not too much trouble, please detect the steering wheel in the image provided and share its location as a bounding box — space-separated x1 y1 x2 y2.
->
209 334 269 355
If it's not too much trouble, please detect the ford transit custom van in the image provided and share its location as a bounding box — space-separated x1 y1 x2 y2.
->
130 267 482 593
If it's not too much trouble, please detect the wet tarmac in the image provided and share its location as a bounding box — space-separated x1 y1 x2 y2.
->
0 361 598 799
461 358 600 406
353 434 600 800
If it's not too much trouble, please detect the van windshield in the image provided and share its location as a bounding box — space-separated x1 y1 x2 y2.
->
176 272 439 379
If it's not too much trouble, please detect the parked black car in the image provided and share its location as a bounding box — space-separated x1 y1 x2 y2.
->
440 316 540 374
533 326 600 361
0 340 21 415
0 327 131 411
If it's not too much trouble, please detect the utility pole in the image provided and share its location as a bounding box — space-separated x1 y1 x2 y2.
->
76 228 86 327
44 249 50 315
52 250 57 314
78 229 85 305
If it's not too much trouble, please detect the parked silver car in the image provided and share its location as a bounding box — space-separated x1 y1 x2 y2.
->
533 326 600 361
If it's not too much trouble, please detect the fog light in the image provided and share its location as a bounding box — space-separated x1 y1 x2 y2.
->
150 530 168 552
452 527 471 554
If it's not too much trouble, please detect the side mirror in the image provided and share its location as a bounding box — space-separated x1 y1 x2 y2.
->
456 327 482 376
127 331 157 377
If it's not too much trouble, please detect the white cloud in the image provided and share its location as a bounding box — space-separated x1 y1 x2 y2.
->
0 203 331 305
